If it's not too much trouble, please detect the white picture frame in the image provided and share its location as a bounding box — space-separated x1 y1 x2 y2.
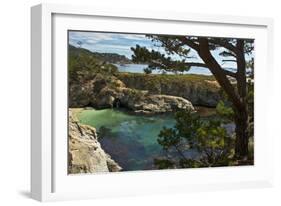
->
31 3 274 202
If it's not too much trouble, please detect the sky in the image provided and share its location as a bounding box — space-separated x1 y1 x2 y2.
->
69 31 252 70
69 31 153 58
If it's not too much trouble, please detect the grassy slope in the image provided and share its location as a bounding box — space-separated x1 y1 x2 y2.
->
117 72 215 81
116 72 219 92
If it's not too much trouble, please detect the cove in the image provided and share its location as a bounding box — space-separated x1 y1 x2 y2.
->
77 107 218 171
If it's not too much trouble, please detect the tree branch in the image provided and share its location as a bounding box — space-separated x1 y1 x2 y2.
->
223 69 237 78
208 39 238 53
183 62 207 68
219 51 237 58
222 59 237 62
174 145 188 161
179 37 200 51
150 60 207 69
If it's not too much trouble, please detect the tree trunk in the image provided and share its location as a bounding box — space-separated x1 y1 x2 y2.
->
235 40 249 160
197 38 250 160
197 38 242 110
234 107 249 160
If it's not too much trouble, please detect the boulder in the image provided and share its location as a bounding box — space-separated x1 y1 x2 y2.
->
122 93 195 114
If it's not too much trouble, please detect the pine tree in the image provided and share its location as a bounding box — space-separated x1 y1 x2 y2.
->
131 36 254 160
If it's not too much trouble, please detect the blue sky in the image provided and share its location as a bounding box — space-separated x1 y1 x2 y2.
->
69 31 251 70
69 31 153 58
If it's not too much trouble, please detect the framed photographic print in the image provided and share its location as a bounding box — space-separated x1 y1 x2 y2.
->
31 3 274 201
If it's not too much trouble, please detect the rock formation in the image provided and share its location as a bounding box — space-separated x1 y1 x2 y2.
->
117 73 222 107
120 92 194 114
69 74 195 114
68 110 122 174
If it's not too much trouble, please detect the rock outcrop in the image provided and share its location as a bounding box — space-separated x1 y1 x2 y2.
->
69 74 195 114
117 73 222 107
120 92 194 114
68 110 122 174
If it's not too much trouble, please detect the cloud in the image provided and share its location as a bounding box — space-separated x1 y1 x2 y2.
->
69 32 148 47
115 34 146 41
68 31 153 58
69 31 115 46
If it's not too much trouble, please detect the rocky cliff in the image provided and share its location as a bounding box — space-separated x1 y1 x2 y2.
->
117 73 222 107
68 110 122 174
69 74 195 114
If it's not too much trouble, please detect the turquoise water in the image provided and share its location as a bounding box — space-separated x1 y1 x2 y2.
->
77 108 232 171
78 109 179 171
115 63 213 76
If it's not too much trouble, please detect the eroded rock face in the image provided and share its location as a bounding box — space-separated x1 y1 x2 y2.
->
117 73 222 107
121 93 194 114
69 74 195 114
69 79 95 107
68 110 122 174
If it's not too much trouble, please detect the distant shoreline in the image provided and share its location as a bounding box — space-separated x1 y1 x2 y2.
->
114 63 213 76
